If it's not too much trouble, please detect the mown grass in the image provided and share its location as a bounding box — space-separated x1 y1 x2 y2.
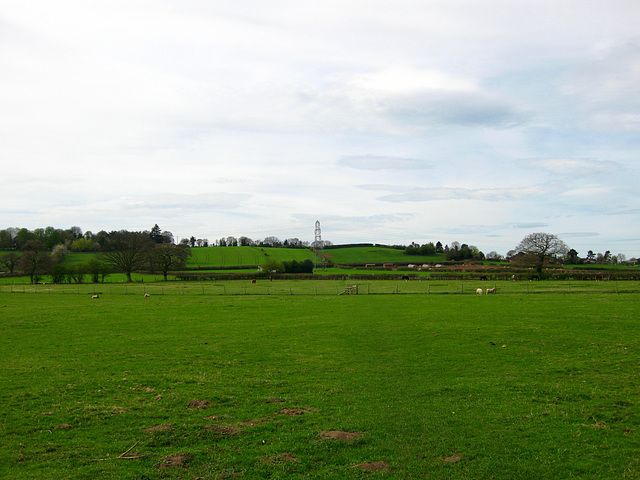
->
1 279 638 296
1 289 639 479
187 247 315 268
324 246 443 264
52 246 442 270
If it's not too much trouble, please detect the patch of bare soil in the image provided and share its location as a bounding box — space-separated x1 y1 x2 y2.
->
320 430 364 442
266 397 286 404
354 461 391 472
277 407 311 416
204 424 243 435
54 424 73 429
443 455 463 463
187 399 211 409
158 452 194 469
144 424 173 433
583 422 608 428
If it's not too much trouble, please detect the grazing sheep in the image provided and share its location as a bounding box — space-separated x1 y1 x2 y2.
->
92 295 99 299
486 287 497 294
476 288 483 295
144 293 150 297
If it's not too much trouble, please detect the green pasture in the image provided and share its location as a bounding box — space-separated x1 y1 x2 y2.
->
186 247 315 268
325 246 443 264
186 246 443 268
2 287 640 479
1 279 639 296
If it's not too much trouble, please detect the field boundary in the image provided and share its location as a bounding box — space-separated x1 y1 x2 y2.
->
1 280 638 296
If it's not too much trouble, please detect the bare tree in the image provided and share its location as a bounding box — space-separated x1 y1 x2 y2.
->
515 232 568 274
100 231 153 282
150 244 190 280
19 240 52 283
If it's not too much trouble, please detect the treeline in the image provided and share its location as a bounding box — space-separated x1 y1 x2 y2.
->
404 241 485 261
0 227 190 283
261 259 314 274
0 225 332 251
0 224 174 252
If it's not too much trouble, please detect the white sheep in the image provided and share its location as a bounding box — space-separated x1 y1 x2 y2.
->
476 288 483 295
486 287 497 294
92 295 99 299
144 293 150 297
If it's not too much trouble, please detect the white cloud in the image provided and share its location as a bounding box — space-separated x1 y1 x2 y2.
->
518 158 620 176
1 1 639 256
340 155 432 171
378 185 549 202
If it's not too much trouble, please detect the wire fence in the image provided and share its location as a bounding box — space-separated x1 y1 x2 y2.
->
1 279 639 296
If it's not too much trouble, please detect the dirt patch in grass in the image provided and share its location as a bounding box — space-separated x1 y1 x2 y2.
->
54 424 73 430
187 399 211 409
158 452 194 469
277 407 311 416
204 424 243 435
443 455 463 463
583 422 608 428
320 430 364 442
266 397 286 404
144 424 173 433
355 461 391 471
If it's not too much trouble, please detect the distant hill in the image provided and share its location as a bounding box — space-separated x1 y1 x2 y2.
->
52 245 444 270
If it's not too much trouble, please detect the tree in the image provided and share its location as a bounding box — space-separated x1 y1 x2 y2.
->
0 228 19 249
283 259 314 273
0 252 19 273
50 264 68 284
262 258 285 274
14 228 35 249
68 226 83 240
150 244 190 280
515 233 568 274
52 244 69 261
586 250 596 262
70 264 87 284
87 258 111 283
486 251 503 261
150 224 164 243
565 248 581 265
262 236 282 247
100 231 154 282
71 238 95 252
239 236 254 247
19 240 52 283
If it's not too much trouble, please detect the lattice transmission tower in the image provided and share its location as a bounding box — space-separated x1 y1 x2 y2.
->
313 220 326 268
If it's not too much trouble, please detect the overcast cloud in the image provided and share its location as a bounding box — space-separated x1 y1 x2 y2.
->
1 1 639 256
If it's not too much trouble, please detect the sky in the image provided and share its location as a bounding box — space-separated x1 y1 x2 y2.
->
2 1 639 257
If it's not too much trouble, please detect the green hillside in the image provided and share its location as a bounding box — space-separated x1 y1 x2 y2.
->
4 246 444 270
186 246 315 268
324 246 444 265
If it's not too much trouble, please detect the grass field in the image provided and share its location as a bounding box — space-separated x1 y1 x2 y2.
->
1 279 638 296
186 247 316 268
2 286 639 479
51 246 442 270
